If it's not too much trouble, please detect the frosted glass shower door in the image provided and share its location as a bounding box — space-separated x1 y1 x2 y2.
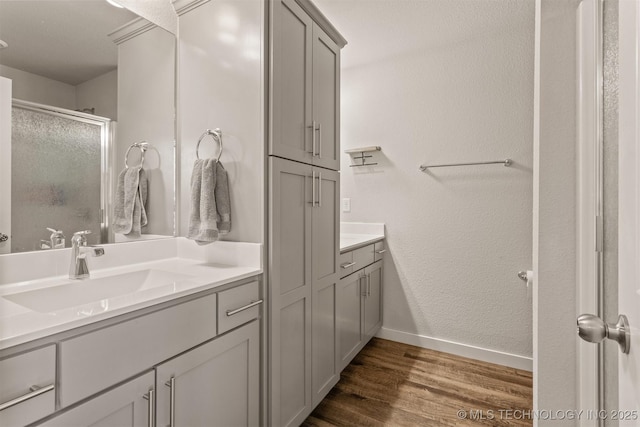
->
11 102 109 253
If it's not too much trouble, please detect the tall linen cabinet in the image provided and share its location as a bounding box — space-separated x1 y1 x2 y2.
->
268 0 346 425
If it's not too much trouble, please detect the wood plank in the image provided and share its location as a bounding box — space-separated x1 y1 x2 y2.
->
302 338 533 426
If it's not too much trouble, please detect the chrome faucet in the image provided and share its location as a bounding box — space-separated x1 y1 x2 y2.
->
69 230 105 279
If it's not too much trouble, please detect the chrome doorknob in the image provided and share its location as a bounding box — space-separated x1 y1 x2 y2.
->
577 313 630 354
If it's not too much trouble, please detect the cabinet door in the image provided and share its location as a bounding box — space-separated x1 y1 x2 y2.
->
156 321 260 427
311 167 340 405
312 25 340 170
363 260 383 340
269 157 313 427
271 0 313 164
37 372 154 427
337 272 364 371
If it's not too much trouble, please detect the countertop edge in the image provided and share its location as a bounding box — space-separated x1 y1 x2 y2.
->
340 234 385 253
0 267 263 352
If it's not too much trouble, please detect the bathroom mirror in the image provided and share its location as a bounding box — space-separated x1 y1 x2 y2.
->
0 0 177 254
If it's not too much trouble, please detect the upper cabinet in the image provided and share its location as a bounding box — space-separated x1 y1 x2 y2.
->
270 0 345 171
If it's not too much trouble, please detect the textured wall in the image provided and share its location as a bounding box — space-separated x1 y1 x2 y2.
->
331 0 535 359
178 0 264 244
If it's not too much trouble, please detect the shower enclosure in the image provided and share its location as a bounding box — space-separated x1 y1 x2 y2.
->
9 100 111 253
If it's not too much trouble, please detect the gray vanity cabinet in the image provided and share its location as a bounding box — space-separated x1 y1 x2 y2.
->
155 321 260 427
37 372 154 427
337 253 383 371
0 345 56 426
269 157 340 426
363 260 383 341
271 0 342 171
336 272 364 369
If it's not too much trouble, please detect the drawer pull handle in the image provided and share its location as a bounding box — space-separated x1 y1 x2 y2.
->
0 384 54 412
143 389 154 427
375 249 387 254
341 262 356 269
226 299 263 317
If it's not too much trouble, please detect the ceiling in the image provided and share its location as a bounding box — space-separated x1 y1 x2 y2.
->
0 1 137 86
313 0 534 70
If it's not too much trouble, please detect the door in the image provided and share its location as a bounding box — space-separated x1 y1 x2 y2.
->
37 372 154 427
337 271 364 371
271 0 313 165
363 260 383 341
575 0 640 418
155 321 260 427
616 0 640 417
269 157 312 427
0 77 11 254
310 167 340 405
311 25 340 171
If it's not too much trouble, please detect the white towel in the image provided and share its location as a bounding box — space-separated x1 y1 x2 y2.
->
187 159 231 245
113 167 148 237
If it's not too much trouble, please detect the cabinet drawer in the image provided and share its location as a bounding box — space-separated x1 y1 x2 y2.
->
352 244 374 271
374 240 386 262
339 251 354 278
218 281 261 334
0 345 55 426
59 293 217 407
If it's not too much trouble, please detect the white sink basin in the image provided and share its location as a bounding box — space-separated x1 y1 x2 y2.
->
4 269 196 313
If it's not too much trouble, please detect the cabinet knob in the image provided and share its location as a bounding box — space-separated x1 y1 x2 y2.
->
0 233 8 242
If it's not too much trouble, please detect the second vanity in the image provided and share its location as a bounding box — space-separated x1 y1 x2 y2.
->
337 223 385 372
0 238 262 427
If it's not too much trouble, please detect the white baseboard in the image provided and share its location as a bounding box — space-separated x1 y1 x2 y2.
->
376 327 533 371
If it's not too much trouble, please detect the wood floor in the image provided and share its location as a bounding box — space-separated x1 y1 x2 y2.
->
302 338 533 427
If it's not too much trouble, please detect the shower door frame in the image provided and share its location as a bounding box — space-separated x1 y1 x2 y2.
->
12 99 113 246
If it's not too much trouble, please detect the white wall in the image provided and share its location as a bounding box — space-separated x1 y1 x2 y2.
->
325 0 535 366
0 64 76 109
178 0 264 244
534 0 578 420
76 70 118 120
117 26 176 236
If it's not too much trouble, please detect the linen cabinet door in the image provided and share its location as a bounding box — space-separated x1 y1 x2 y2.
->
311 167 340 405
155 321 260 427
311 25 340 171
271 0 313 164
36 372 154 427
269 157 313 427
363 260 383 341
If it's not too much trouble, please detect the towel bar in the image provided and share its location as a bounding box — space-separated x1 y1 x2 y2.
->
419 159 512 171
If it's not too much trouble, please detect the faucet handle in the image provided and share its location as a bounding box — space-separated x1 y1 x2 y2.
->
71 230 92 246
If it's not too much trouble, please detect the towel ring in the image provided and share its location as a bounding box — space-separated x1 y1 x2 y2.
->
125 141 148 169
196 128 223 161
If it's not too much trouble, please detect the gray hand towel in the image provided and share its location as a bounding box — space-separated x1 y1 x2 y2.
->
113 167 148 237
187 159 231 245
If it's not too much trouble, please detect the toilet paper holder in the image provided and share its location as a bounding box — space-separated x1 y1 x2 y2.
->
517 270 534 287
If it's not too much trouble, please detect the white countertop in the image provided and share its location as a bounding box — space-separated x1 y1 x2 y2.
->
0 239 262 350
340 233 385 253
